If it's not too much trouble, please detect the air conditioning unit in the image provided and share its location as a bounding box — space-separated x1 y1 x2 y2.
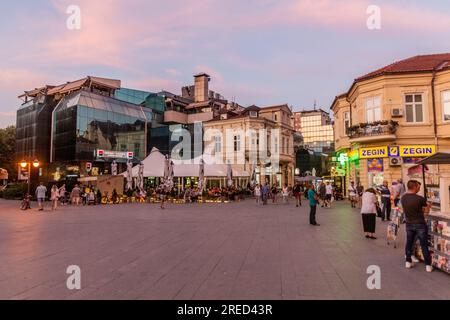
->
389 157 403 167
391 108 404 117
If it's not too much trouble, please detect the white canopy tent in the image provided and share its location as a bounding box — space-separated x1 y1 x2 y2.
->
123 148 250 178
121 147 166 178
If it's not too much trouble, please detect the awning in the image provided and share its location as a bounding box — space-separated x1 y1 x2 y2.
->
418 152 450 165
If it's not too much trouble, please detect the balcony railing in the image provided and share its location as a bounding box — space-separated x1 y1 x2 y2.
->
348 120 398 139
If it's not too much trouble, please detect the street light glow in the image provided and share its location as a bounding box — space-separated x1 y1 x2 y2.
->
20 161 27 168
32 159 40 168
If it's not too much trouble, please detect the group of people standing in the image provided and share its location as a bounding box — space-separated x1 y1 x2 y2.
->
254 183 296 206
358 178 433 272
22 183 98 212
253 182 336 227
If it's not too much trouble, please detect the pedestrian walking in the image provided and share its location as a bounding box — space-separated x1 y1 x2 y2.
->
401 180 433 272
282 184 289 204
59 184 67 206
293 183 302 207
71 184 81 206
307 184 320 226
392 180 404 207
50 185 59 211
35 182 47 211
378 180 391 221
361 188 377 239
325 182 333 208
254 184 261 205
261 183 269 205
271 184 278 204
348 181 357 208
356 183 364 208
319 182 326 207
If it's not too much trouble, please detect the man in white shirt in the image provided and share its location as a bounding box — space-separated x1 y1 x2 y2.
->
35 182 47 211
325 182 333 208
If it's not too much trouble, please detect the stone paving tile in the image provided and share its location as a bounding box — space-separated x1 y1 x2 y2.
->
0 199 449 300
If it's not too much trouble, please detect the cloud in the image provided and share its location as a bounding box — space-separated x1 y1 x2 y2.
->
165 68 182 77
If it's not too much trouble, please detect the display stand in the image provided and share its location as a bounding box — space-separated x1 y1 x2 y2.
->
415 153 450 274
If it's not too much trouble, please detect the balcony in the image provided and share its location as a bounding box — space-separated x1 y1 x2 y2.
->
348 120 398 143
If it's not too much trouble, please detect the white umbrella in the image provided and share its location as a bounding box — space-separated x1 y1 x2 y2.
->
198 158 205 192
137 162 144 190
111 160 118 176
164 155 170 180
227 163 233 187
250 162 256 188
126 160 133 190
167 159 174 189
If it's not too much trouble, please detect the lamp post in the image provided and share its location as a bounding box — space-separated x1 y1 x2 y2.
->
20 159 40 195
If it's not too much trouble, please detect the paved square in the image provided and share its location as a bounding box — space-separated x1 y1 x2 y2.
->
0 199 449 300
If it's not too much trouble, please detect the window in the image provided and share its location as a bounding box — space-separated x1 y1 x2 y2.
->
214 136 221 153
274 137 278 153
249 111 258 118
274 114 278 121
365 96 381 122
343 111 350 135
443 91 450 121
405 94 424 123
234 135 241 152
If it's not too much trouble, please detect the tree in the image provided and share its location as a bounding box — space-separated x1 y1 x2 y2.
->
0 126 16 181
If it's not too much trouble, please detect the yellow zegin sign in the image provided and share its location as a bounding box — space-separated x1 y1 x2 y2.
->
359 146 388 159
399 145 436 157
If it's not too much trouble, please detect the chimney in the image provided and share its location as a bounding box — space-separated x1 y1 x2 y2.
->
194 73 210 102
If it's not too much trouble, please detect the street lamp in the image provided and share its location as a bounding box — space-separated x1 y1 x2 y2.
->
20 158 40 195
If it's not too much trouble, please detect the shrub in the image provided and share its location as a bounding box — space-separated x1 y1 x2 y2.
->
2 183 28 200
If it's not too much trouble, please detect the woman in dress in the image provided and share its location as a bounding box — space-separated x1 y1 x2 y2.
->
50 185 59 211
254 184 261 205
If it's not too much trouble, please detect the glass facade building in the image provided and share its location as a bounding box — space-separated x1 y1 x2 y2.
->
115 88 171 154
52 90 152 162
294 110 334 154
16 95 56 163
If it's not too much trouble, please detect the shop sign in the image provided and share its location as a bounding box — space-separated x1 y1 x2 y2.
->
367 158 383 173
359 146 388 159
399 145 436 157
388 146 399 157
96 149 134 159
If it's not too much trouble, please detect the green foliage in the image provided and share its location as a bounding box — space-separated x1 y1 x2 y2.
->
0 125 17 181
2 183 27 200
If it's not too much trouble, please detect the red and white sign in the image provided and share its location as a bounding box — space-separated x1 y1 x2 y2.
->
96 149 134 160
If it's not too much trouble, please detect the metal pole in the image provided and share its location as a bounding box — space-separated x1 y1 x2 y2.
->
27 162 31 195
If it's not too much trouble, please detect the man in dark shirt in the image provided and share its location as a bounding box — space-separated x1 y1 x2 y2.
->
401 180 432 272
377 181 391 221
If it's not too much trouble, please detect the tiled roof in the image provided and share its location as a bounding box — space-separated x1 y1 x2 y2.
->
356 53 450 81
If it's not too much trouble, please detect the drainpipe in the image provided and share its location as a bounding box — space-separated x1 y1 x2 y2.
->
431 71 438 147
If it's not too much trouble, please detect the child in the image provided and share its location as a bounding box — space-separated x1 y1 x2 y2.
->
21 193 31 210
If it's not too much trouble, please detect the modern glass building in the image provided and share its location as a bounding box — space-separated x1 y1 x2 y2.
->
294 109 334 154
115 88 171 154
51 89 152 163
16 93 56 163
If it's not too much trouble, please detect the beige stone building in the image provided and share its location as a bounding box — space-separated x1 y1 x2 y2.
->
332 53 450 193
203 104 295 187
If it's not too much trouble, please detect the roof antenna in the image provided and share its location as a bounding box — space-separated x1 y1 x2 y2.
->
313 100 317 110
